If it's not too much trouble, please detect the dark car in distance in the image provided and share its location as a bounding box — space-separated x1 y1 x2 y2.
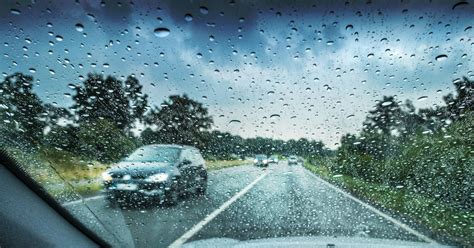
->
288 155 298 165
269 155 279 164
102 144 207 206
254 154 269 167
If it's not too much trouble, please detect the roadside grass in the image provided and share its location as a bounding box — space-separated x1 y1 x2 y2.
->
205 159 250 171
304 158 473 247
37 147 109 181
71 181 103 196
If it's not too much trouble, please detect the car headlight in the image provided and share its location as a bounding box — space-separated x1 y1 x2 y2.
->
102 171 112 182
263 160 268 163
146 173 169 182
254 159 258 163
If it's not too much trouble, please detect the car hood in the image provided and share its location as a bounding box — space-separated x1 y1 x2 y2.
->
107 161 175 178
182 236 451 248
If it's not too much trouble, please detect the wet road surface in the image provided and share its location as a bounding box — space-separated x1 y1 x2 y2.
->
65 162 436 248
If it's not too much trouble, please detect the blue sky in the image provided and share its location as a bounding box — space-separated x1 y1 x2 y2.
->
1 0 473 148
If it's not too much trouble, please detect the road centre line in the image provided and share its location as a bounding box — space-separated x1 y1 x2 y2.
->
168 170 270 248
303 168 437 244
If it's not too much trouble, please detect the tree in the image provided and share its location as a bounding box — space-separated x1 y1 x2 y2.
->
77 119 138 163
72 73 148 131
43 103 72 130
0 73 45 144
363 96 403 136
143 94 213 147
443 77 473 121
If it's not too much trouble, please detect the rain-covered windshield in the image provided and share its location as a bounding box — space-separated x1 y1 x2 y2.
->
124 146 180 163
0 1 472 247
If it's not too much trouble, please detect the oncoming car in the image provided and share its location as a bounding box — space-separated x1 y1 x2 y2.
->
288 155 298 166
102 144 207 206
254 154 269 167
269 155 279 164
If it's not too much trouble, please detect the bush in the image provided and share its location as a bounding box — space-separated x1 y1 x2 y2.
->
76 119 139 163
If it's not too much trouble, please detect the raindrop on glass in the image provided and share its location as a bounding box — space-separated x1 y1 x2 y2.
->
75 23 84 32
154 28 170 38
10 9 21 15
200 6 209 15
184 14 193 22
435 54 448 61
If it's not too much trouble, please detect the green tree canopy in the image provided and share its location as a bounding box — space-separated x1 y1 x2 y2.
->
72 73 148 131
0 73 45 144
143 94 213 147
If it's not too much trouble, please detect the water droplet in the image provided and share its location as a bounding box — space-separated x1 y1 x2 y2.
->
417 96 428 101
184 14 193 22
229 119 241 124
200 6 209 15
326 41 334 46
55 35 64 41
269 114 280 119
154 28 170 38
345 24 353 30
10 9 21 15
29 68 36 73
435 54 448 61
452 1 469 10
87 13 96 21
381 101 392 106
75 23 84 32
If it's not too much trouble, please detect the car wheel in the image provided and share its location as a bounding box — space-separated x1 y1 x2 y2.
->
195 175 207 196
164 187 179 206
106 194 119 208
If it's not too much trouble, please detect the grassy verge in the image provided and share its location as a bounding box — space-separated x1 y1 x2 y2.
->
205 159 250 171
304 158 472 247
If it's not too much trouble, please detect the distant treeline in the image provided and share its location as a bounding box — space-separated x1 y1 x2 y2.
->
0 72 328 163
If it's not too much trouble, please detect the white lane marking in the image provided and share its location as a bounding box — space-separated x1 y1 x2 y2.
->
168 170 270 248
303 168 437 244
62 195 105 207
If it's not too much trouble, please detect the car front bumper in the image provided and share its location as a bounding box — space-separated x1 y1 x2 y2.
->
104 179 171 199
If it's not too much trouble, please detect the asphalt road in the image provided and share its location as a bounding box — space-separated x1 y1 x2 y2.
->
64 161 439 248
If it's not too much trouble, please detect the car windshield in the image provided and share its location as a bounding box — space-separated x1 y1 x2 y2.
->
0 1 472 247
123 146 180 163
